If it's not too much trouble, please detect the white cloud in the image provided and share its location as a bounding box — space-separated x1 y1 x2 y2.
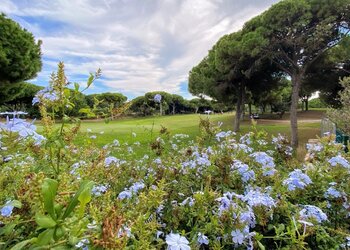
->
1 0 280 98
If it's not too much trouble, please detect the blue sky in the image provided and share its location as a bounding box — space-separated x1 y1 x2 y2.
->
1 0 279 100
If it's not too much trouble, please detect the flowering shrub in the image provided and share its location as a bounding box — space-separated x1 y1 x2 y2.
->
0 63 350 249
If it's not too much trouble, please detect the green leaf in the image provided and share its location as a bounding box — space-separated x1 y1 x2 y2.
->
74 82 80 91
0 221 17 236
54 226 66 240
37 228 55 246
35 214 57 228
77 182 94 217
51 246 71 250
53 226 66 241
62 180 94 219
87 74 94 88
41 179 58 219
10 238 35 250
6 200 22 208
257 240 265 250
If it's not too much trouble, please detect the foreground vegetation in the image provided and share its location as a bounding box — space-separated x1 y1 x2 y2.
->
1 64 348 248
1 111 349 249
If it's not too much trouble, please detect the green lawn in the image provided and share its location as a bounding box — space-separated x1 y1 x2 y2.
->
53 112 321 148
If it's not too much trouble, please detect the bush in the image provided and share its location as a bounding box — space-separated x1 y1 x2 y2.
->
309 98 327 109
0 64 349 249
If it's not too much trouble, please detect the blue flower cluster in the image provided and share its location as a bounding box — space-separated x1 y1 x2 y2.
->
197 232 209 245
324 185 342 199
92 184 109 196
0 116 45 145
250 152 276 176
299 205 328 223
283 169 312 191
328 155 350 168
1 201 14 217
231 226 255 249
104 156 120 167
306 143 323 153
231 160 255 183
32 87 59 105
166 233 190 250
215 131 232 141
118 181 145 199
242 188 275 208
272 134 293 156
154 94 162 103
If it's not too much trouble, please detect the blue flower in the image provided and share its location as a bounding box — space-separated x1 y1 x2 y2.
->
231 160 255 183
154 94 162 103
104 156 119 166
130 181 145 193
283 169 312 191
197 232 209 245
240 133 252 145
0 117 45 145
215 131 232 141
180 197 195 207
166 233 190 250
306 143 323 152
117 225 132 238
250 152 275 168
216 196 233 215
118 190 132 199
231 143 253 153
1 201 14 217
328 155 350 168
240 209 256 228
75 239 89 249
156 230 164 239
92 184 109 196
32 87 59 105
118 181 145 200
243 188 275 208
324 187 342 199
299 205 328 223
231 229 244 245
340 236 350 248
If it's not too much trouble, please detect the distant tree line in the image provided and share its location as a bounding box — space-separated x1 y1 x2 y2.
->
0 83 234 119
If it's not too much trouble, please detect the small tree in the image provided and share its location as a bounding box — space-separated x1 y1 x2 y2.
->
243 0 350 147
0 14 42 95
327 77 350 134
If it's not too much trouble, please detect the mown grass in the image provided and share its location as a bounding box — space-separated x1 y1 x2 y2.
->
67 112 320 148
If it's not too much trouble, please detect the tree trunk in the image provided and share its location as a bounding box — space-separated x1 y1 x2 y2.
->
248 103 252 116
234 85 243 132
305 97 309 111
301 100 305 111
241 85 246 120
172 104 175 115
290 73 302 148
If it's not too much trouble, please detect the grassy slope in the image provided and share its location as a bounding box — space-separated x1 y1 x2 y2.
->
71 112 321 148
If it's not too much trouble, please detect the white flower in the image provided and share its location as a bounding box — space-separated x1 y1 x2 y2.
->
166 233 190 250
197 232 209 245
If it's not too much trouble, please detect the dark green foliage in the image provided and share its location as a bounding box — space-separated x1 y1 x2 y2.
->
0 14 42 89
129 92 197 116
0 82 42 117
242 0 350 146
308 98 327 109
85 92 127 118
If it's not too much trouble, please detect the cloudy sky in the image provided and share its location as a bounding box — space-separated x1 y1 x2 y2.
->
1 0 279 99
